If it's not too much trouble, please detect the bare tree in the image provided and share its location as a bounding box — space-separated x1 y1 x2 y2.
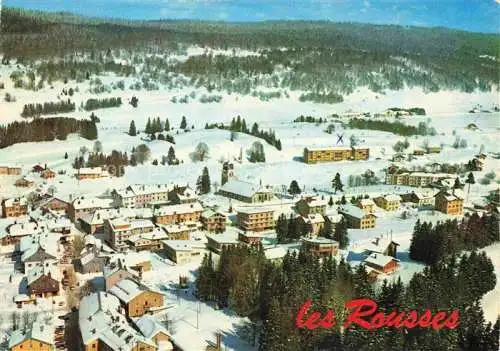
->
72 235 86 259
93 140 103 153
191 142 210 162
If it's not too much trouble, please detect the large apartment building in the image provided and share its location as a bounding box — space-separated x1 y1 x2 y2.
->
303 146 369 164
386 171 453 187
236 207 275 232
435 189 464 215
68 196 114 221
112 184 176 208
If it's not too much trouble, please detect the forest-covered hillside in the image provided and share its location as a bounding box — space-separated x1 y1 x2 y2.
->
1 7 499 98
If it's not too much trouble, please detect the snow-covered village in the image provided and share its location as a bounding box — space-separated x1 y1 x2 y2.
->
0 2 499 351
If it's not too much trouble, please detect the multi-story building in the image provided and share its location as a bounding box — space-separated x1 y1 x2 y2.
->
236 207 275 232
162 240 205 264
75 167 109 180
357 198 376 214
206 232 240 253
301 237 339 257
217 179 273 203
401 190 437 208
105 217 155 251
364 252 399 274
109 278 164 317
111 184 175 208
79 207 136 234
2 197 28 218
40 169 56 179
386 171 454 187
296 197 327 216
303 146 369 164
168 185 198 204
435 189 464 215
68 196 114 221
373 194 402 211
339 204 376 229
26 266 60 299
200 209 227 233
8 314 55 351
126 228 168 251
153 202 203 225
161 224 191 240
300 213 325 236
0 165 21 175
14 176 35 188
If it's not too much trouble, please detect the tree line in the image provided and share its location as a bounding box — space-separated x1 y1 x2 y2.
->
0 117 96 148
21 99 75 118
83 97 122 111
73 150 129 177
410 213 499 265
346 118 436 137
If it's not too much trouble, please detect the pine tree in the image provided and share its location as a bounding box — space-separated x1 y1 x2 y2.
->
64 152 68 159
180 116 187 129
333 218 349 248
145 117 152 134
276 214 289 243
328 196 334 206
197 167 211 194
331 173 343 193
321 219 333 239
288 180 301 196
165 118 170 131
128 120 137 136
466 172 475 199
340 195 347 204
167 146 177 165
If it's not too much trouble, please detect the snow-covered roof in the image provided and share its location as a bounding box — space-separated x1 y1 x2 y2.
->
264 246 295 260
8 222 40 237
237 207 274 215
45 218 72 231
207 232 239 244
359 198 375 206
161 224 190 233
80 207 136 225
219 179 271 198
71 196 114 210
383 194 402 202
133 315 170 340
21 240 58 263
438 189 464 201
109 278 158 304
108 218 155 232
364 252 399 268
325 214 343 223
26 265 58 285
9 315 54 348
154 202 203 216
19 232 59 253
3 197 27 207
339 204 367 219
201 209 225 219
75 167 107 175
304 213 324 224
362 236 399 254
127 228 168 242
79 292 155 350
303 237 339 245
115 184 176 198
163 240 193 251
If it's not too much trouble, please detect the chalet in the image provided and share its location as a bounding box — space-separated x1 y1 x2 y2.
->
435 189 464 215
300 213 325 236
8 315 54 351
302 237 339 257
296 197 327 216
153 202 203 225
303 146 369 164
74 248 108 274
236 207 275 232
26 266 60 299
14 176 35 188
373 194 401 211
200 209 227 233
168 185 198 204
401 190 436 208
162 240 205 264
104 263 138 291
44 218 72 235
364 252 399 274
39 197 70 214
22 244 58 272
324 213 343 231
79 292 157 351
339 204 376 229
206 232 240 253
0 221 39 246
134 315 173 349
68 196 114 221
357 198 376 214
126 228 168 251
218 179 273 203
109 278 164 317
392 153 406 162
32 164 45 173
75 167 109 180
161 224 191 240
238 231 264 245
2 197 28 218
40 168 56 179
0 165 21 175
362 236 399 257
